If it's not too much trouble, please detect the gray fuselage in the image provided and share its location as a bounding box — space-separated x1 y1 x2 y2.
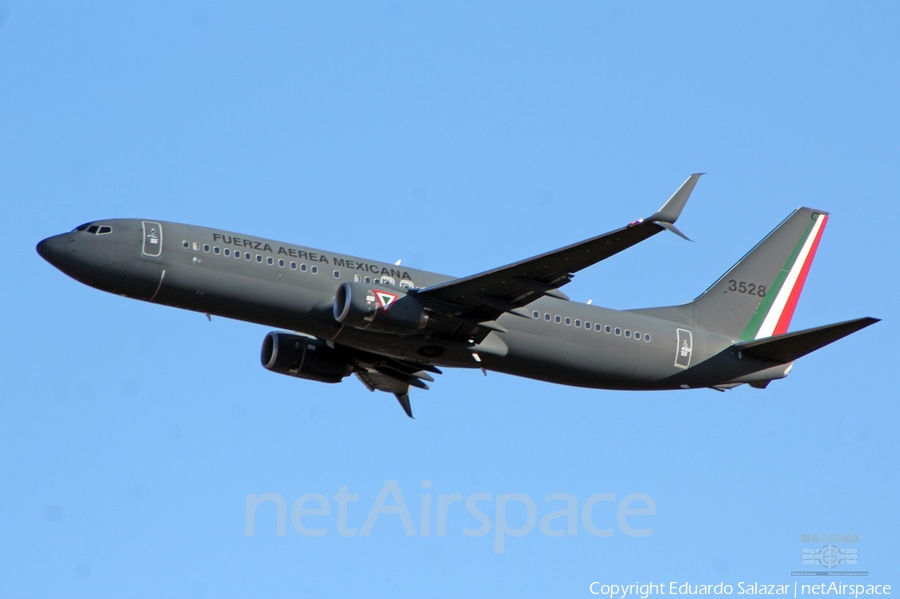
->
37 218 781 391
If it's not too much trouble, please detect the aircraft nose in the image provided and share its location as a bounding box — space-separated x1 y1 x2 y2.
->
36 233 75 269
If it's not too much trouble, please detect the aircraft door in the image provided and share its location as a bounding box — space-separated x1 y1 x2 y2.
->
142 221 163 257
674 328 693 369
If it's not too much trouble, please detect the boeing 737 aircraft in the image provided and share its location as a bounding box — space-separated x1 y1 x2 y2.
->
37 175 877 417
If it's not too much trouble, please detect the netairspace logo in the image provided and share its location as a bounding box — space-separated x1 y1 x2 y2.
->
244 479 656 554
589 582 893 598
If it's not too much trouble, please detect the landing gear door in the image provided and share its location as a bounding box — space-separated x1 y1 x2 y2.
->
675 328 693 369
142 221 163 257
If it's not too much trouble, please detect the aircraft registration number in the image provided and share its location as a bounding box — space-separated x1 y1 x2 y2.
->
727 279 767 297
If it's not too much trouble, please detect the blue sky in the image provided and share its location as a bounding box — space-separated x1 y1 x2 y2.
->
2 2 898 597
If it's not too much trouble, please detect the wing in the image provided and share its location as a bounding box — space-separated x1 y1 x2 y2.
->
412 174 703 341
347 348 442 418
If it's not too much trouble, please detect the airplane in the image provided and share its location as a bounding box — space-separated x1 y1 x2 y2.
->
36 174 878 418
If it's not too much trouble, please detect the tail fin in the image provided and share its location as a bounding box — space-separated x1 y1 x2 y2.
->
635 208 829 339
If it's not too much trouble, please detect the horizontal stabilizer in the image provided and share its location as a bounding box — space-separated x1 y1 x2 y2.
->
734 317 879 363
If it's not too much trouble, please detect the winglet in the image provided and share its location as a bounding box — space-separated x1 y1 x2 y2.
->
395 393 414 418
648 173 703 225
656 221 692 242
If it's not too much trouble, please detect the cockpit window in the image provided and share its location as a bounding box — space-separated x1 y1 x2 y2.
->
75 224 113 235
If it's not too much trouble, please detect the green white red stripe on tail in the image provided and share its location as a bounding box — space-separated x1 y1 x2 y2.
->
741 211 828 340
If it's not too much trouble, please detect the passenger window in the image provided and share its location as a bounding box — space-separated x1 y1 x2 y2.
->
203 244 210 252
595 323 602 331
625 330 631 338
605 325 611 334
555 315 561 323
290 261 297 270
615 327 621 336
584 321 590 329
234 251 241 259
182 240 189 248
311 266 318 274
574 319 581 327
374 278 380 284
565 317 571 326
364 277 371 284
301 264 307 272
354 274 361 282
644 334 651 342
192 242 200 251
224 248 230 256
214 246 220 254
245 253 251 260
333 270 340 279
267 257 274 265
256 255 262 263
544 313 551 321
634 331 640 340
97 226 112 235
533 311 540 319
278 259 284 267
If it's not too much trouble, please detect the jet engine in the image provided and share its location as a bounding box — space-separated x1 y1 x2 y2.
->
333 281 428 334
260 332 354 383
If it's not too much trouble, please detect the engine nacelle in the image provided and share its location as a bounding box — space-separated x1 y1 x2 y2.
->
260 332 354 383
333 281 428 334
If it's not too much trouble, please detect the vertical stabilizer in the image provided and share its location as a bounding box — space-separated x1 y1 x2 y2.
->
635 208 829 340
694 208 828 339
